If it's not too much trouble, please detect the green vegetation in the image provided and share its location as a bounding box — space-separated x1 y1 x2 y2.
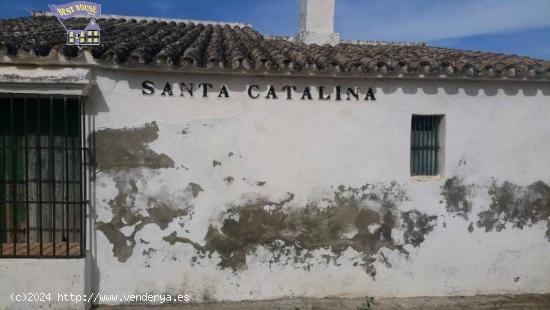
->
357 297 375 310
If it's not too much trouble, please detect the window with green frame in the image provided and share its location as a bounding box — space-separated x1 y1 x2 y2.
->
410 115 443 176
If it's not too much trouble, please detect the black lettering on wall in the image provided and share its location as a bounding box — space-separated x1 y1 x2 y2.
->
198 83 213 98
347 87 359 101
248 85 260 99
142 81 155 95
218 85 230 98
140 81 378 102
282 86 296 100
365 87 376 101
319 86 331 100
335 86 342 101
161 82 173 96
301 87 313 100
179 83 194 97
266 86 278 99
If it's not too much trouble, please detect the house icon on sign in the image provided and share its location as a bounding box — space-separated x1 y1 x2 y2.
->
66 19 100 46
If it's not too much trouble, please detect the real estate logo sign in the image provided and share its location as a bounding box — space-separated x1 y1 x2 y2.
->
49 1 101 46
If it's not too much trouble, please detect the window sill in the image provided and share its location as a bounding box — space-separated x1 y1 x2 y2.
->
0 242 82 258
410 175 443 182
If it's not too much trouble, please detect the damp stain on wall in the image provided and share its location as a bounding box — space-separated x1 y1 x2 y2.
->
441 176 550 240
97 173 192 263
164 182 438 279
188 183 204 198
477 180 550 241
163 231 205 251
401 210 438 246
441 176 473 219
94 122 175 171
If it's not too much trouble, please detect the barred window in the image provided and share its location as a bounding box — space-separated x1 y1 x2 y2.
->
0 95 87 258
411 115 443 176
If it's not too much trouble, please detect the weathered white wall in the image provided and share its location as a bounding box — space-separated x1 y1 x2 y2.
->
0 65 92 95
0 257 90 309
1 65 549 307
88 69 550 304
0 66 93 310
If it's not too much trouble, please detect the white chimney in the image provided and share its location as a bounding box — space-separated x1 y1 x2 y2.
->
297 0 340 45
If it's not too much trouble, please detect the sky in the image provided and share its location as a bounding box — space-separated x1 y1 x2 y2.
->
0 0 549 60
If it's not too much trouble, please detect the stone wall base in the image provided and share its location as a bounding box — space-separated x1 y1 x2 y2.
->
96 294 550 309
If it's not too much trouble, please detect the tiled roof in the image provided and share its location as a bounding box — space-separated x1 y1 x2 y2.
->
1 15 549 81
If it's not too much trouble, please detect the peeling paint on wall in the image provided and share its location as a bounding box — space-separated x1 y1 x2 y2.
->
243 178 267 186
188 183 204 198
97 173 191 262
441 176 473 219
95 122 175 171
401 211 438 247
441 176 550 241
163 231 205 251
143 248 156 259
146 198 188 230
477 180 550 241
163 182 438 279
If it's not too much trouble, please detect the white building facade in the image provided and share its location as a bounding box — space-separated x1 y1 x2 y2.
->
1 1 550 309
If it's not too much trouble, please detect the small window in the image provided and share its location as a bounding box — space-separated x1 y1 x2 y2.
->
86 30 100 45
411 115 443 176
0 95 87 258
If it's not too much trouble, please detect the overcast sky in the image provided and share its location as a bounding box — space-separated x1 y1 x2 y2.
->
1 0 549 60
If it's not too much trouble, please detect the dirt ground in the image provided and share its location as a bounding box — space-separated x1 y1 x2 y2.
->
96 294 550 309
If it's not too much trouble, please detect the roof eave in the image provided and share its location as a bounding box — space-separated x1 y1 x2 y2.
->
1 51 549 83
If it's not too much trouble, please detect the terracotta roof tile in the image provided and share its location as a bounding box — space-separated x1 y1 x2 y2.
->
1 15 549 80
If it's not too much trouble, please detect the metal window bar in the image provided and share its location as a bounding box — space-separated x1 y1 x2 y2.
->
50 96 55 256
0 101 3 256
80 97 86 257
24 97 30 256
411 115 442 176
0 94 87 258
